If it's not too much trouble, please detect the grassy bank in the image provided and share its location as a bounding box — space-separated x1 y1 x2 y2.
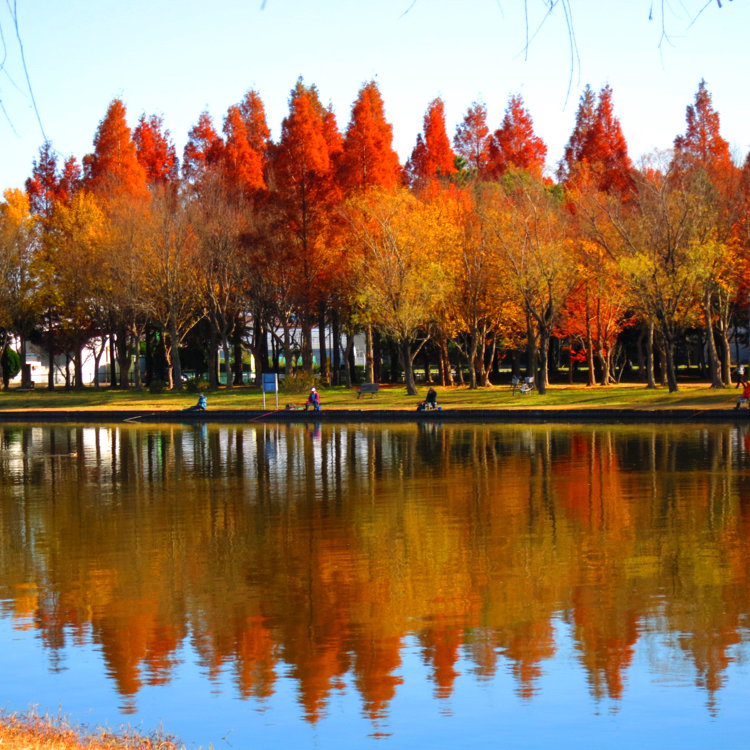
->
0 709 191 750
0 381 741 412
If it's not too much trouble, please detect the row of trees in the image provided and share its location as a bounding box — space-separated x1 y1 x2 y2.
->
1 78 748 394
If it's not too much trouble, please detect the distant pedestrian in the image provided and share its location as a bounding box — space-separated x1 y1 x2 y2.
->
735 364 747 389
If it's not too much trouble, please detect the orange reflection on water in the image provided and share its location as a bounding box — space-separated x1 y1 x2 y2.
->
0 422 749 721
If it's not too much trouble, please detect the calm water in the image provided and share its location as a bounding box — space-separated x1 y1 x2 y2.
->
1 421 750 749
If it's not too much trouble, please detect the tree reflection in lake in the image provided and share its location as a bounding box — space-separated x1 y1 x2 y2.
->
1 421 750 731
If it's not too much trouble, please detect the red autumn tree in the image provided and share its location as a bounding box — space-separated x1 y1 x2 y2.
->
453 101 490 175
57 157 82 207
182 111 225 184
557 85 633 193
238 89 272 158
26 141 64 217
222 104 265 197
338 80 402 192
133 114 178 186
673 80 742 388
407 98 457 188
486 94 547 179
673 79 735 183
558 85 597 184
84 98 148 200
271 79 342 373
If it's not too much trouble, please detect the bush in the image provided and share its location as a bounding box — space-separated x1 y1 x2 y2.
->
1 347 21 380
148 378 167 394
278 371 319 394
184 377 210 393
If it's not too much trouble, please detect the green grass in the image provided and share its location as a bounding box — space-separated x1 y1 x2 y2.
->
0 381 741 412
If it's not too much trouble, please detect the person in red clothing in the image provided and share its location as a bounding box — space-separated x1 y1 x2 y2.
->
735 382 750 409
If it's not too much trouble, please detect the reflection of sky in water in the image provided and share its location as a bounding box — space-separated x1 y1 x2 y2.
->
2 614 749 749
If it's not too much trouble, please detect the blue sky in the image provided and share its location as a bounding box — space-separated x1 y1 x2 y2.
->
1 0 748 193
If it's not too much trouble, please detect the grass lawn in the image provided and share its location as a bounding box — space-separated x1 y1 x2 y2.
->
0 381 741 412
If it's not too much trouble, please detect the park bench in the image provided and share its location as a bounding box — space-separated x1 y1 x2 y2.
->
358 382 380 398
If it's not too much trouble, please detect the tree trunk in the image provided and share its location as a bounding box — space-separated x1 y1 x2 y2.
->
132 327 142 389
482 334 496 387
18 336 29 389
365 324 375 383
301 315 313 374
467 329 478 390
47 316 55 390
538 329 549 395
109 333 117 387
645 321 656 389
341 331 353 388
222 336 232 389
703 290 723 389
347 335 356 384
74 347 83 389
526 313 534 375
92 339 103 389
318 304 328 384
585 291 596 386
251 315 266 385
440 335 454 387
399 339 417 396
664 339 679 392
169 316 183 390
331 309 341 386
373 328 382 383
282 324 293 376
116 327 131 388
208 328 219 389
233 319 244 386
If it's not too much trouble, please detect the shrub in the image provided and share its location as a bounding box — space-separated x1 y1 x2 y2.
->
184 377 210 393
1 347 21 381
148 378 167 394
278 371 319 394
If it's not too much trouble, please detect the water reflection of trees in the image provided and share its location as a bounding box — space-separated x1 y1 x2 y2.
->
1 422 750 720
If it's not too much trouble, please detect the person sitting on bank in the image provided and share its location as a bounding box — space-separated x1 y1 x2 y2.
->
425 386 438 409
305 387 320 412
185 393 207 411
735 382 750 410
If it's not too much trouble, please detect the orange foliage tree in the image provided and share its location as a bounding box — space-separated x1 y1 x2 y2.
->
485 94 547 180
480 173 577 393
182 111 225 185
345 188 456 395
84 98 150 387
453 101 490 177
338 80 402 383
271 79 342 374
406 98 457 191
133 114 179 187
558 85 633 194
672 79 743 386
338 80 401 193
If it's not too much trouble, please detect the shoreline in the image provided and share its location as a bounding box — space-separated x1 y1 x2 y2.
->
0 407 747 424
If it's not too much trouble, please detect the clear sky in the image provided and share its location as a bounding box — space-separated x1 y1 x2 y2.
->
1 0 748 193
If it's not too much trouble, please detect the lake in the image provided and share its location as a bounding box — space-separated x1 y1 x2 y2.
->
1 421 749 749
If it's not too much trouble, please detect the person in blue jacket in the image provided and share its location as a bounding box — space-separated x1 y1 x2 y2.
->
184 393 207 411
306 387 320 411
